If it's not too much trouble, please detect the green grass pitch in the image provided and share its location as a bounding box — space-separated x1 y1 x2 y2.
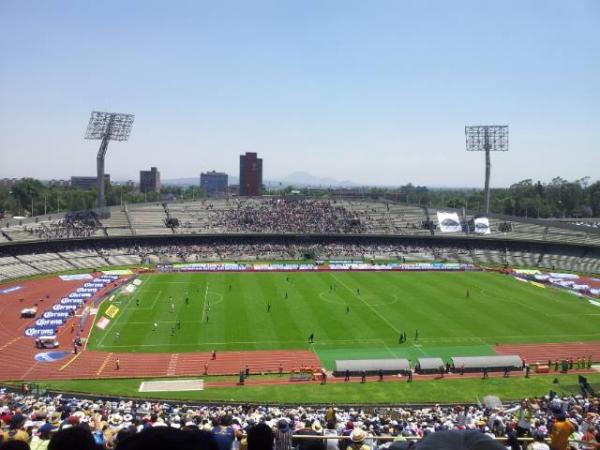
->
87 271 600 368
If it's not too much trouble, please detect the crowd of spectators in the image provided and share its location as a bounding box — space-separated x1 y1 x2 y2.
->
208 199 367 234
108 242 434 263
5 212 101 241
1 388 600 450
571 222 600 230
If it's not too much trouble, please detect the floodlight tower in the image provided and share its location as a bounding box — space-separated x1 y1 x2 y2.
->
84 111 135 211
465 125 508 214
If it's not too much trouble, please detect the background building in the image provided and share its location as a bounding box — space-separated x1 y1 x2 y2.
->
71 175 110 190
200 171 228 195
239 152 263 196
139 167 160 193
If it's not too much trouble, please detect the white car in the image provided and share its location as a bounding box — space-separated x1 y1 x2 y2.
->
20 307 37 318
35 336 59 349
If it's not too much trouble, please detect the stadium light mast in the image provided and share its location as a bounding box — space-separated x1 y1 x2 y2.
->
465 125 508 214
84 111 135 212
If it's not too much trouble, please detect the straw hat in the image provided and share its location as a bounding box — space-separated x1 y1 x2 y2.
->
311 421 323 433
351 428 367 443
109 414 123 426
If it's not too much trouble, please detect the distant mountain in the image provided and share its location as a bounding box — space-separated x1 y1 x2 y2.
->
162 176 239 187
161 172 358 188
161 177 199 187
277 171 358 187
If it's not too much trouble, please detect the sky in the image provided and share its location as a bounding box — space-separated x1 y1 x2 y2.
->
0 0 598 187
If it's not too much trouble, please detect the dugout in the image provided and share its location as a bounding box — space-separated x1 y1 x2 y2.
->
451 355 523 373
415 357 445 374
333 359 410 377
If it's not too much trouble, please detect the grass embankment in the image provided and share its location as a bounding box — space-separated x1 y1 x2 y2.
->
21 373 600 405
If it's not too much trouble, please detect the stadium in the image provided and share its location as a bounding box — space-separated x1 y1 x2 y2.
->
1 197 600 445
2 1 600 449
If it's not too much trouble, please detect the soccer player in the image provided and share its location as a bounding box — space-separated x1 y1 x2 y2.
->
185 297 189 305
176 320 181 329
308 333 314 344
115 332 120 341
285 291 288 299
152 322 158 332
346 305 350 313
415 329 419 341
267 303 271 312
136 298 140 307
170 303 175 313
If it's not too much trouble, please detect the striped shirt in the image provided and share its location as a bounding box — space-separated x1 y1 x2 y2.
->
274 428 293 450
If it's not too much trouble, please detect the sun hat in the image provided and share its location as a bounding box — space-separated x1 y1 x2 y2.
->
351 428 367 442
312 421 323 433
109 414 123 426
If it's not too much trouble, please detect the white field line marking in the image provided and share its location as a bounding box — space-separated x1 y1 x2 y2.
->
96 338 393 349
379 338 400 359
96 290 160 348
330 273 401 335
411 343 428 356
200 282 209 323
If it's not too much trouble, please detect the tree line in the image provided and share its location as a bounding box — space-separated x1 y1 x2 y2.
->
280 177 600 219
1 176 599 219
0 179 204 218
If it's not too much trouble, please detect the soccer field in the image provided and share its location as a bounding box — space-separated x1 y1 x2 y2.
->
87 271 600 368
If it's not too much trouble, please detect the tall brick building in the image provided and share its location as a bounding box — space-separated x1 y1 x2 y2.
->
239 152 263 196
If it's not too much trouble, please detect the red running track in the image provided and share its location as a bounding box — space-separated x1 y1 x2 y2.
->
494 342 600 363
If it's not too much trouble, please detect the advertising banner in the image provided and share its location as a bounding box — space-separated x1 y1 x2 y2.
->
102 269 132 275
24 328 55 337
96 317 110 330
59 274 92 281
105 305 120 319
60 298 84 305
572 284 590 291
473 217 491 234
35 318 65 327
42 311 70 319
34 351 69 362
51 304 77 312
549 273 579 280
436 212 462 233
513 269 541 275
125 284 136 294
0 286 22 294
